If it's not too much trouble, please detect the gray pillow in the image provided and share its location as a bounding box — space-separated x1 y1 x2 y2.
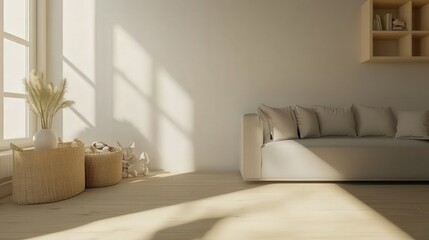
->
353 104 396 137
395 110 429 138
313 105 357 137
295 105 320 138
259 104 298 141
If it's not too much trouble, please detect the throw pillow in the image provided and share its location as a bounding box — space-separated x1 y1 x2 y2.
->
353 104 396 137
295 105 320 138
259 104 298 141
395 110 429 138
257 107 272 144
312 105 357 137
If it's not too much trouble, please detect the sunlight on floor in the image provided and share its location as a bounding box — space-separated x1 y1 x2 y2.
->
23 174 412 240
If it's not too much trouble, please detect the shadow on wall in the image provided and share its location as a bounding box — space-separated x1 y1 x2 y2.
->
61 0 251 172
62 0 195 172
58 0 429 172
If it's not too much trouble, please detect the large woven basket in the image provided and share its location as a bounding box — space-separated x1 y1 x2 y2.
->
11 140 85 205
85 148 123 188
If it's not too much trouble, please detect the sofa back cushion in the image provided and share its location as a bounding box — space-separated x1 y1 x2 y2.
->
354 104 396 137
396 110 429 138
295 105 320 138
313 105 357 137
259 104 298 141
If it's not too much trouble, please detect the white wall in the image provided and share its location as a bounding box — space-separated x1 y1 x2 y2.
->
47 0 429 172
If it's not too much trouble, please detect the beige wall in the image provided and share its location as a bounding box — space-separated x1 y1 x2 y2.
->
47 0 429 172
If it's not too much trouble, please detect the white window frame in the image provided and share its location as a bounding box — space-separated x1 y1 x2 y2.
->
0 0 37 150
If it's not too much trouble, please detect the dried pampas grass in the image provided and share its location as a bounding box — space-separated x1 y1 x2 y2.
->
24 70 74 129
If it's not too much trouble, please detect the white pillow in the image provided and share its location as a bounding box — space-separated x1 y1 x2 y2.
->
259 104 298 141
396 110 429 138
295 105 320 138
313 105 357 137
353 104 396 137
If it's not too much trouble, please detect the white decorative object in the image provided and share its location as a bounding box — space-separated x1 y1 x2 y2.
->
24 70 74 149
33 129 58 149
86 141 112 154
117 141 150 178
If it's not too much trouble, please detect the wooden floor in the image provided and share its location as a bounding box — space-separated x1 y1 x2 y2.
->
1 172 429 240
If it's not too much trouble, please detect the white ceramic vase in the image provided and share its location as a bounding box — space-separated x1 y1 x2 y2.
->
33 129 58 149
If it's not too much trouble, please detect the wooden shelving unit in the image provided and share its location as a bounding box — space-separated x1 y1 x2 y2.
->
361 0 429 62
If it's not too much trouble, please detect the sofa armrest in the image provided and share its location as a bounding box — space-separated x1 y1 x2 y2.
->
241 113 263 180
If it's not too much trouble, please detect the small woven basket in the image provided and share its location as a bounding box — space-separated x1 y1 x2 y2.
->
85 148 123 188
11 140 85 205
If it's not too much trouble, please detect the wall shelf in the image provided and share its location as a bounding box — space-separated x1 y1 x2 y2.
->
361 0 429 62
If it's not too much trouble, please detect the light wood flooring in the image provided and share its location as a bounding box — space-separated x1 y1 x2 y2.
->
1 172 429 240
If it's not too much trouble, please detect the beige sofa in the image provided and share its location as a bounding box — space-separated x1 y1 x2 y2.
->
241 113 429 181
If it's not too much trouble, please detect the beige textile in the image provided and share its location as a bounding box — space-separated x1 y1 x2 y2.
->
259 104 298 141
295 105 320 138
395 110 429 138
354 104 396 137
313 105 357 137
241 113 429 181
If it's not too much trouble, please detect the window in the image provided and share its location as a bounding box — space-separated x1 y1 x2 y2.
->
0 0 36 149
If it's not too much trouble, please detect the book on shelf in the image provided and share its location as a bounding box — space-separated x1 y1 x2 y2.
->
374 15 382 31
392 26 407 30
385 13 392 31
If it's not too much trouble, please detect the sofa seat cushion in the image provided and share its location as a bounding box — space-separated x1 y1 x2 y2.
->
261 137 429 180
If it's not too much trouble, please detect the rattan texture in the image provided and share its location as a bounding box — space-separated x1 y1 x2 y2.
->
10 140 85 205
85 148 123 188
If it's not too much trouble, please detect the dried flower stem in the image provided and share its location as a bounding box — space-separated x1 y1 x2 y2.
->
24 70 74 129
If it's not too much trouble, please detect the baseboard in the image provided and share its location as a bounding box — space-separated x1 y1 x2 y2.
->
0 178 12 199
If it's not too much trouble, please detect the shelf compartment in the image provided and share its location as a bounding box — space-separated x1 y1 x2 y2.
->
412 33 429 56
373 0 411 31
373 33 412 56
412 0 429 30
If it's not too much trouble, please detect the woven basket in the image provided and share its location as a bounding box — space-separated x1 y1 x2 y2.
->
11 140 85 205
85 148 123 188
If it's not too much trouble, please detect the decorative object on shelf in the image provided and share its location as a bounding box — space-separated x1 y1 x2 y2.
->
117 141 150 178
392 18 407 31
10 139 85 204
24 70 74 149
84 141 123 188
